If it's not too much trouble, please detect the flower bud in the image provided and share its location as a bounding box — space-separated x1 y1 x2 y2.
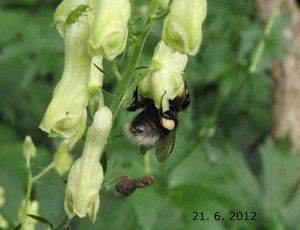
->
0 187 4 208
162 0 207 55
0 214 8 229
139 41 188 112
18 200 39 230
39 16 91 148
22 136 37 168
0 187 8 229
159 0 170 10
64 106 112 222
54 140 73 175
89 0 131 61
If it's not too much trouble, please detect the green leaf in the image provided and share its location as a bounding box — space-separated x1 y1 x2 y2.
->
129 188 164 230
27 214 54 229
260 139 300 228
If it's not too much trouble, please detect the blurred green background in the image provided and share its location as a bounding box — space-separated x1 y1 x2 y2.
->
1 0 300 229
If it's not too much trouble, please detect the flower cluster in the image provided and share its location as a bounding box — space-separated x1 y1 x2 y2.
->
39 0 207 224
40 0 130 149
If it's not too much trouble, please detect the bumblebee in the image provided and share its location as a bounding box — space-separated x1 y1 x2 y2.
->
124 82 190 162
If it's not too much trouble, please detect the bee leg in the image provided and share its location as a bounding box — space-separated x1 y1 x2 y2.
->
181 84 191 110
159 110 178 131
158 91 178 130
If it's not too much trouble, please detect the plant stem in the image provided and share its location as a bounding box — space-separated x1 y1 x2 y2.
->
20 162 54 229
110 0 159 118
100 176 122 192
21 171 33 230
144 153 151 175
32 162 55 182
111 61 122 81
249 0 284 73
54 213 68 230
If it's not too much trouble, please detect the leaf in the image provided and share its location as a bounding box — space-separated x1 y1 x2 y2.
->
128 188 164 230
27 214 54 229
260 139 300 228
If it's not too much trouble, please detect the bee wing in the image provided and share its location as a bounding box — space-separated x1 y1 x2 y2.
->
155 130 176 162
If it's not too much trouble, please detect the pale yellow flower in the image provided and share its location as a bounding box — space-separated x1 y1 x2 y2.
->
40 16 91 148
163 0 207 55
139 41 188 112
89 0 131 61
64 107 112 222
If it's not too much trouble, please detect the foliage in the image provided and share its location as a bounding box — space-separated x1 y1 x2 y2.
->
0 0 298 229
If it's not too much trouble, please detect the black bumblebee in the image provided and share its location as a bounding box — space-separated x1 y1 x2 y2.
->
124 82 190 162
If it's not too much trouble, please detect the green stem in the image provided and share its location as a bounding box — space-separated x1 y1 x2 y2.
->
20 162 54 229
21 171 33 230
32 162 55 182
111 61 122 81
100 176 122 192
110 0 159 118
54 213 68 230
127 69 151 93
249 0 284 73
144 153 151 175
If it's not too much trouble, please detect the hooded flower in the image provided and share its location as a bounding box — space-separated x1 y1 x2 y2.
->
39 14 91 148
89 0 131 61
139 41 188 112
162 0 207 55
64 106 112 222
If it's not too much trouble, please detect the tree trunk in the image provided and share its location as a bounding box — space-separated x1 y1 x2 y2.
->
256 0 300 151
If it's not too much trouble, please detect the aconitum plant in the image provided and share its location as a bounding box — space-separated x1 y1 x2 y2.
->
15 0 207 228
